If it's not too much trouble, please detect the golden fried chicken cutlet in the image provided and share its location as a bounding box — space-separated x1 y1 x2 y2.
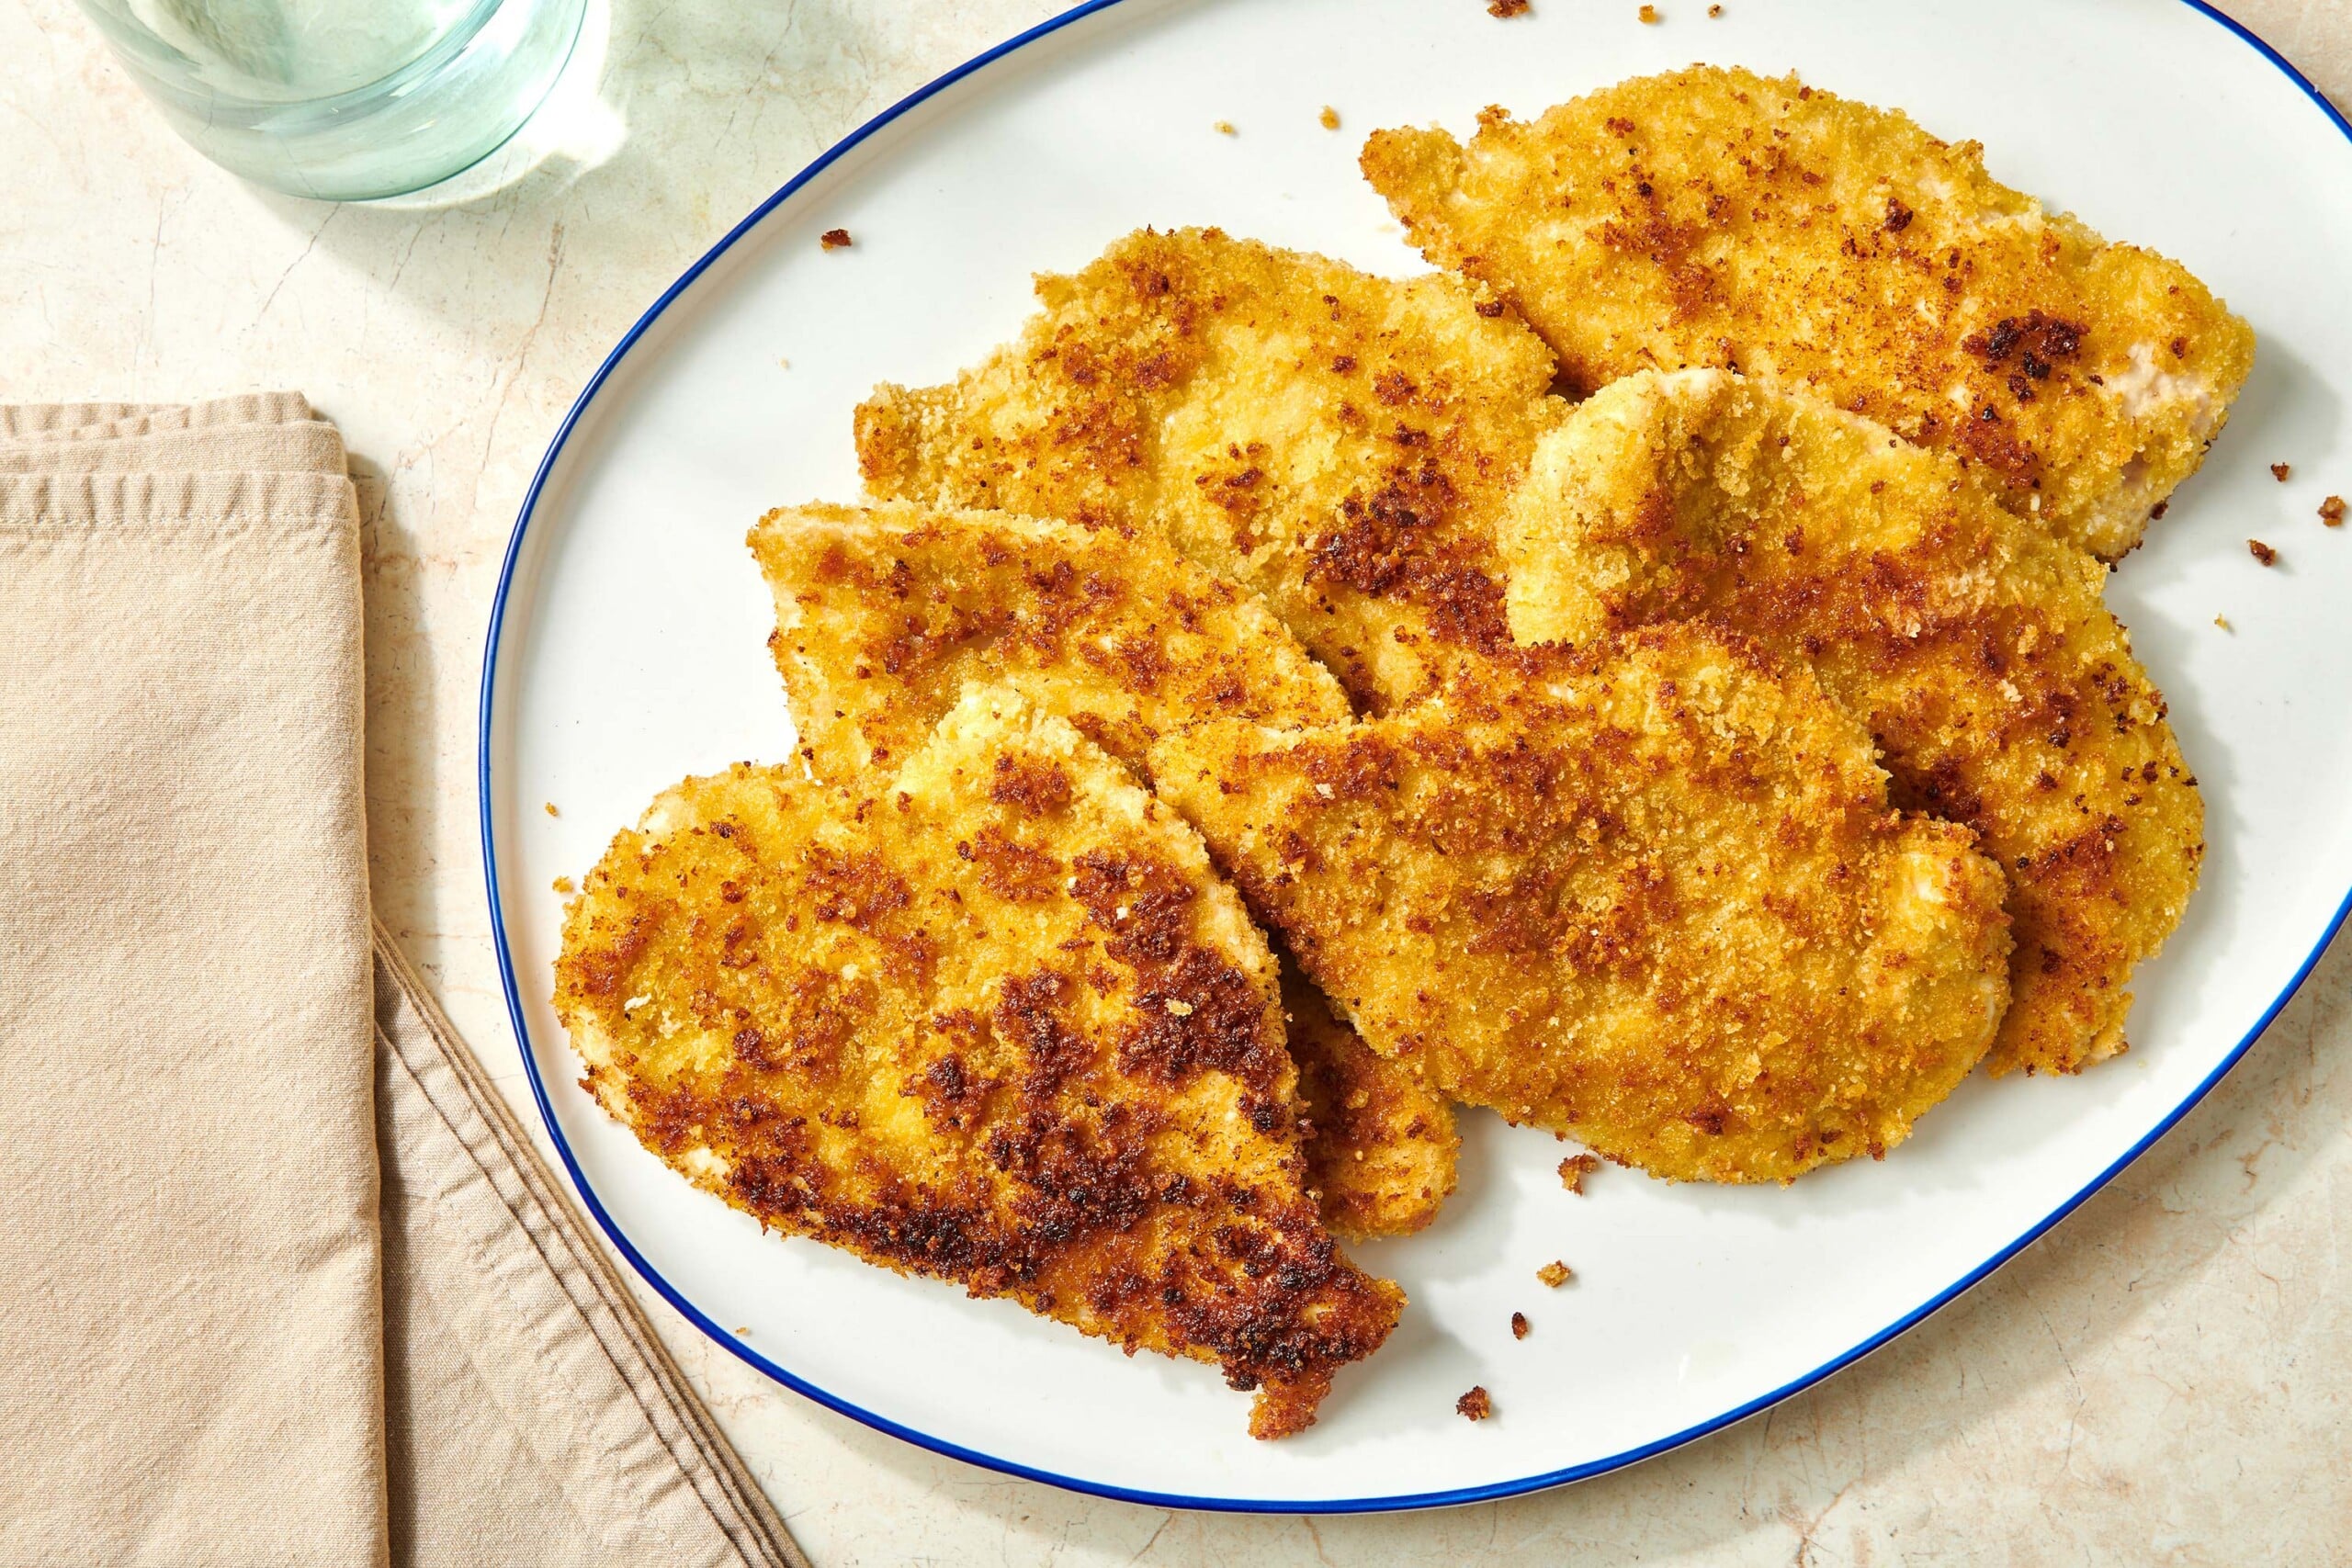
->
1363 66 2256 558
553 689 1403 1438
1149 624 2014 1183
750 500 1351 780
750 500 1455 1235
1501 370 2201 1076
854 226 1566 711
1283 960 1458 1239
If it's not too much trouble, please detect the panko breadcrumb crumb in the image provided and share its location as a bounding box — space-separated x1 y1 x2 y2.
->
1538 1261 1573 1288
2323 496 2346 526
2272 463 2293 482
1638 3 1659 18
1487 0 1529 15
551 875 574 895
1558 1153 1600 1193
1215 120 1237 136
1510 1312 1530 1339
543 802 559 818
1320 106 1341 130
819 228 852 251
1456 1386 1493 1420
2250 539 2278 565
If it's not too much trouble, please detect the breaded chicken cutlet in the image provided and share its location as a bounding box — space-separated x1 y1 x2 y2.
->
854 226 1566 711
554 688 1403 1438
1284 960 1458 1239
1499 370 2202 1076
1363 66 2256 559
750 501 1351 779
1149 623 2014 1183
749 500 1458 1235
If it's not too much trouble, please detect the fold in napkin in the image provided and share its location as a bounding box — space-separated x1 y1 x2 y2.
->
0 399 803 1568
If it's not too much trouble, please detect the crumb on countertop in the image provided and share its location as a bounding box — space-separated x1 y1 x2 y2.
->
1638 3 1660 18
2249 538 2278 566
1320 106 1341 130
820 228 853 250
2272 463 2293 482
552 875 575 895
1537 1260 1573 1288
1510 1311 1530 1340
1214 120 1237 136
1456 1385 1493 1420
1558 1153 1600 1193
1487 0 1530 15
2324 496 2346 527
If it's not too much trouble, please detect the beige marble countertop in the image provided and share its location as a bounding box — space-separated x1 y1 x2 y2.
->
8 0 2350 1560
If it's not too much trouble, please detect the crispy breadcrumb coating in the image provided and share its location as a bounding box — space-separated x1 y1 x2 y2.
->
749 500 1453 1235
1284 959 1459 1239
1501 370 2201 1075
1363 66 2256 558
854 226 1566 711
1149 624 2013 1182
553 690 1401 1438
750 501 1351 778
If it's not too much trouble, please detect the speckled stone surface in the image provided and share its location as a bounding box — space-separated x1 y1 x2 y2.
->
6 1 2348 1560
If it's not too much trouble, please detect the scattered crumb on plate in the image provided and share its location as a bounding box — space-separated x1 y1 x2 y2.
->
1320 106 1341 131
1456 1385 1493 1420
1558 1153 1600 1192
1510 1311 1530 1339
2272 462 2293 482
2249 538 2278 565
820 228 853 250
1537 1260 1573 1288
1708 2 1723 12
1487 0 1530 15
552 875 575 895
2213 615 2232 631
543 801 560 818
2323 496 2346 526
1215 119 1237 136
1638 3 1660 18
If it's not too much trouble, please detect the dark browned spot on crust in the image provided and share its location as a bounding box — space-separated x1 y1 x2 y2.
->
991 754 1074 814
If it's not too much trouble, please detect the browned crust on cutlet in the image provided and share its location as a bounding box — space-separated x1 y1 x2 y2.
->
854 226 1566 712
1363 66 2255 559
751 501 1352 778
1501 370 2201 1075
553 691 1400 1437
751 500 1450 1235
1283 960 1459 1239
1149 624 2013 1182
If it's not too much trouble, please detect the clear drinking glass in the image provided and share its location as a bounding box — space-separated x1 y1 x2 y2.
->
77 0 588 201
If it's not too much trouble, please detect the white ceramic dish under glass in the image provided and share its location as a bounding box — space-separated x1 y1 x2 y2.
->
481 0 2352 1512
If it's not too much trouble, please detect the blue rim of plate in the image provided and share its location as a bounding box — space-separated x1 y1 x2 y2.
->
480 0 2352 1516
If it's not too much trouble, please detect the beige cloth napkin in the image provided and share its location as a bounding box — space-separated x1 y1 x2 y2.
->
0 400 805 1568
